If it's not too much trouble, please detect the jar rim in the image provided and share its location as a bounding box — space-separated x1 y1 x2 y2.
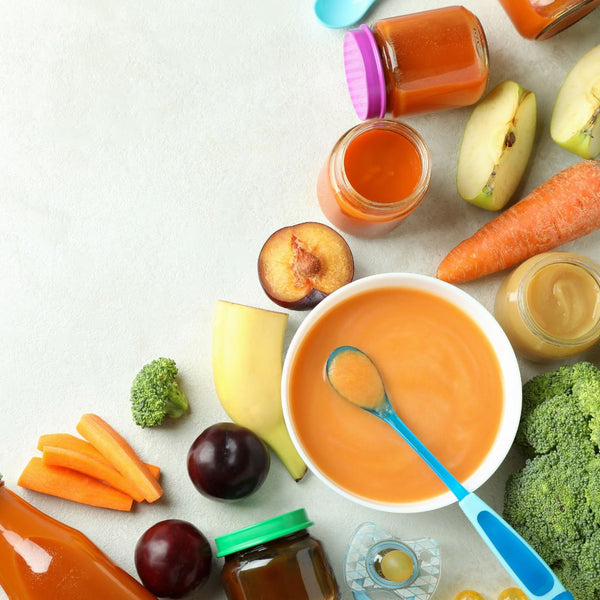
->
536 0 600 40
215 508 313 557
329 119 431 220
517 252 600 347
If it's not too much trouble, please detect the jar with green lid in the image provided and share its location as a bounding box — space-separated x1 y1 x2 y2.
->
215 508 340 600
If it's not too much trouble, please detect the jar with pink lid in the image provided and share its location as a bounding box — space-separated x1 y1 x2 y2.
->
343 6 489 119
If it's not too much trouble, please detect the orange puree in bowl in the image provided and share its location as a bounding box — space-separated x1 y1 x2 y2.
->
287 287 503 504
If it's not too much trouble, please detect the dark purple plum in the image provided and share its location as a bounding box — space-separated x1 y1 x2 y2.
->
187 422 270 501
134 519 212 598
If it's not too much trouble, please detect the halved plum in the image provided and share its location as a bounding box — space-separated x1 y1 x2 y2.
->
258 222 354 310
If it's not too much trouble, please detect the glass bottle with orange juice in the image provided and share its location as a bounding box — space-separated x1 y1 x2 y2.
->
0 476 157 599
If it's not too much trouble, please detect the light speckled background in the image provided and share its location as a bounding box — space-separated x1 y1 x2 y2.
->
1 1 599 598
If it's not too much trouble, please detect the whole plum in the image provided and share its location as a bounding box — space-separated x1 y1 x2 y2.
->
134 519 212 598
187 422 270 501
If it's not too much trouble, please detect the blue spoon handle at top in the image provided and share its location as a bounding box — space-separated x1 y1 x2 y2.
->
380 409 573 600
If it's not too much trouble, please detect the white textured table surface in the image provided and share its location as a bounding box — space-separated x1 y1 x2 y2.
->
2 2 599 599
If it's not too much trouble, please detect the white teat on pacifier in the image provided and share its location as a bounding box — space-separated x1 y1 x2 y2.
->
344 522 441 600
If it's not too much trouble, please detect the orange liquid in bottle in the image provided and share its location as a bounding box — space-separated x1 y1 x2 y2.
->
497 0 600 39
0 479 157 600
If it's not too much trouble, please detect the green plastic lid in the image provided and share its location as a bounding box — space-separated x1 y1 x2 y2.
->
215 508 313 557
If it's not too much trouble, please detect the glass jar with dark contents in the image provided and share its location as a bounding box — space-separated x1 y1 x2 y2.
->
215 509 340 600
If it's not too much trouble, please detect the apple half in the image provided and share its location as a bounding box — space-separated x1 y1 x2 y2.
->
258 222 354 310
456 80 537 211
551 44 600 160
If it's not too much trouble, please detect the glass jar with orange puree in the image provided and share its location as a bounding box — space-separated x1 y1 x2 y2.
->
497 0 600 40
343 6 489 119
494 252 600 361
317 119 431 238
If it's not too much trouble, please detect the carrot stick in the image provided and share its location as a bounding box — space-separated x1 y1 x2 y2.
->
437 160 600 283
38 433 106 461
42 446 145 502
145 463 161 480
76 413 163 503
37 433 160 479
18 457 134 511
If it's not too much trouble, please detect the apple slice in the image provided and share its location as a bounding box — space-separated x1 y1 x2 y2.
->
551 44 600 160
456 80 537 211
258 222 354 310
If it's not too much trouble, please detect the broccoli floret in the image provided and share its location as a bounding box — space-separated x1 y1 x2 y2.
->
130 357 188 428
579 529 600 586
504 361 600 600
555 529 600 600
571 361 600 417
519 393 591 456
504 452 594 565
521 364 574 414
586 457 600 524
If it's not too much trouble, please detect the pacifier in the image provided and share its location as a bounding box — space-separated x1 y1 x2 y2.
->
344 522 441 600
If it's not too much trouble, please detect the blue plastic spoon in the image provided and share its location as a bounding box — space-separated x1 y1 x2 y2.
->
326 346 573 600
314 0 379 29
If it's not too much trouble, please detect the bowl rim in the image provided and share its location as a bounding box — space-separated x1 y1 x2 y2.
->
281 272 522 513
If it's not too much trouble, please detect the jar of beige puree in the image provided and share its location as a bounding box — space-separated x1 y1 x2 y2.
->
494 252 600 362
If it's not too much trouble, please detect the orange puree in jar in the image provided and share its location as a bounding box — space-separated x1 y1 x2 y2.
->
497 0 600 40
372 7 489 116
343 7 488 120
495 252 600 361
317 119 431 238
343 129 422 204
287 287 504 504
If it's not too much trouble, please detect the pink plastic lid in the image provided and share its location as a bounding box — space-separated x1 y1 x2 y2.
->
343 25 386 120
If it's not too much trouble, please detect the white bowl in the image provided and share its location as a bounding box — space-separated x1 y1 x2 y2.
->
281 273 521 513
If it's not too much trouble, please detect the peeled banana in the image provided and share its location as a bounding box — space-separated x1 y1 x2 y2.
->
212 300 307 481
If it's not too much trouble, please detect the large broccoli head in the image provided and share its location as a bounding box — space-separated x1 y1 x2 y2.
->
130 357 188 428
504 361 600 600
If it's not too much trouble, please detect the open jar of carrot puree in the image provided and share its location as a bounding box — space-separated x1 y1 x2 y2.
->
317 119 431 238
343 6 489 119
494 252 600 361
497 0 600 40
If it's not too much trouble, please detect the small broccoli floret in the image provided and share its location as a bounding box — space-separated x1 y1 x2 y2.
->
520 393 591 456
521 364 573 414
130 357 188 428
504 361 600 600
504 452 593 566
579 530 600 585
571 361 600 417
554 561 597 600
586 457 600 524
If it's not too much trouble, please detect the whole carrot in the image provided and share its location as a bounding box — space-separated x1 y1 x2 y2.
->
437 160 600 283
